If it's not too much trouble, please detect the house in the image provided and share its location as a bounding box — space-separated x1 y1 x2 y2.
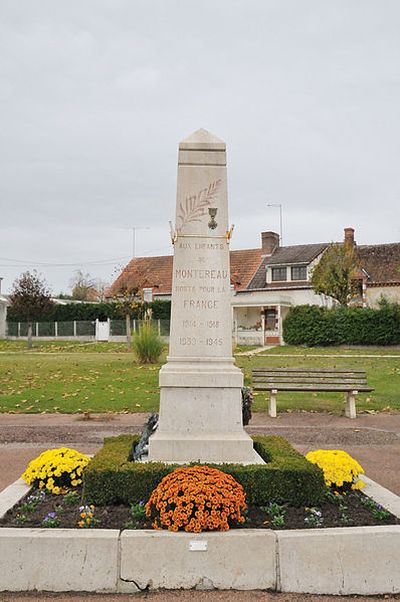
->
109 227 400 345
357 243 400 307
232 232 332 345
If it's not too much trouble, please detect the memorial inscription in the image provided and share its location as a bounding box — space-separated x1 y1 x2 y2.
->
170 240 230 356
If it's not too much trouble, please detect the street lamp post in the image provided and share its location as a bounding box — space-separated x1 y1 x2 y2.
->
130 227 150 258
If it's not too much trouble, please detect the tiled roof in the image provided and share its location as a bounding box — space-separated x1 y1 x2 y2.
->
230 249 263 290
108 240 400 297
109 255 174 296
265 243 328 265
358 244 400 284
247 258 268 290
109 248 263 296
247 243 328 290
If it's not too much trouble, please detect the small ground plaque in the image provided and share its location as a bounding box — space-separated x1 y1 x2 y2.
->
189 540 208 551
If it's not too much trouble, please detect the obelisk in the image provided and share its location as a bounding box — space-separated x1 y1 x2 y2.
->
148 129 263 464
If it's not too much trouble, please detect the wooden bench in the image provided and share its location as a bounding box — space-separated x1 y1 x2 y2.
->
252 368 374 419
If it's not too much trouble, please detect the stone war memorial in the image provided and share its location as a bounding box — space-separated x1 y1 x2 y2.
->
148 128 263 464
1 130 400 596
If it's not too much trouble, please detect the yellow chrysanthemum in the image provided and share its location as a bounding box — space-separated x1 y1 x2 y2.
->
21 448 90 494
351 479 365 490
306 449 364 490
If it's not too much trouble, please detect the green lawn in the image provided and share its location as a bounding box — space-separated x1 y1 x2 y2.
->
0 341 399 414
0 340 131 353
0 344 165 413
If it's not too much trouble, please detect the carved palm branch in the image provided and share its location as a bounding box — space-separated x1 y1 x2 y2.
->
176 179 222 230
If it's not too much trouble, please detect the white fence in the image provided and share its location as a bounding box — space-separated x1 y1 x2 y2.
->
6 319 268 346
6 319 171 342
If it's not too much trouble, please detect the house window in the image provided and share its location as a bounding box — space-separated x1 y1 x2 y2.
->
291 266 307 280
271 267 287 281
143 288 153 302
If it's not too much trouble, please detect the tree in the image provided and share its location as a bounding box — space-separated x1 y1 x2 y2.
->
311 243 361 306
114 284 146 350
9 271 54 348
94 278 109 302
70 270 97 301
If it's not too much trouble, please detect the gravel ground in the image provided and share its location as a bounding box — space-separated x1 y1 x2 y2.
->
1 411 399 601
1 589 399 601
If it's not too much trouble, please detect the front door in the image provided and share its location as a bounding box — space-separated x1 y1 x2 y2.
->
264 308 280 344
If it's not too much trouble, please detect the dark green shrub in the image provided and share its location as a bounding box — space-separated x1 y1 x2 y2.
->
83 434 325 507
151 300 172 320
7 300 171 323
283 303 400 346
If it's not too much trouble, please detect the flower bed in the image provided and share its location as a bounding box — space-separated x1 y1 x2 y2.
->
1 440 397 532
1 484 398 531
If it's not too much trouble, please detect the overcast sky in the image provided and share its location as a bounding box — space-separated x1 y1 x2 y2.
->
1 0 399 294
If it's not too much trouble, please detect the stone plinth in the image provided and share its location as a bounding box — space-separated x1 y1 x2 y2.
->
148 129 263 464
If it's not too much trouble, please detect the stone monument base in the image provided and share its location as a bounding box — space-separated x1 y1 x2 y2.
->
148 430 264 464
148 365 265 464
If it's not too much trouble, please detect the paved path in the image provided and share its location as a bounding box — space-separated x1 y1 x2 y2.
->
1 411 399 601
235 345 276 356
2 591 400 601
2 589 400 601
260 352 400 358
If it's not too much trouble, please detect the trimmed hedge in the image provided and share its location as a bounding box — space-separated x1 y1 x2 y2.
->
283 303 400 346
7 299 171 322
82 434 325 507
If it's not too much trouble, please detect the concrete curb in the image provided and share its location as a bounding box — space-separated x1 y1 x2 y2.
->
277 525 400 595
363 475 400 517
0 528 120 592
0 477 399 594
120 529 276 591
0 478 30 519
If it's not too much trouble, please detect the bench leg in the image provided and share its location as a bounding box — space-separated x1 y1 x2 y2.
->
345 390 358 419
269 389 277 418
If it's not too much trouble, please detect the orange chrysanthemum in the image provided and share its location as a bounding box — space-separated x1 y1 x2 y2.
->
146 466 247 533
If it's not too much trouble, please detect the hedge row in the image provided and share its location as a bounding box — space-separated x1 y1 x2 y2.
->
7 299 171 322
283 303 400 346
82 434 326 507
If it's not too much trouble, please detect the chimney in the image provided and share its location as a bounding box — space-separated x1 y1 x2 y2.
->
344 227 355 248
0 277 3 295
261 231 280 256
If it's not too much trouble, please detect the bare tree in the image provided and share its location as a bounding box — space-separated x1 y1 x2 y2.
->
94 278 109 302
70 270 96 301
